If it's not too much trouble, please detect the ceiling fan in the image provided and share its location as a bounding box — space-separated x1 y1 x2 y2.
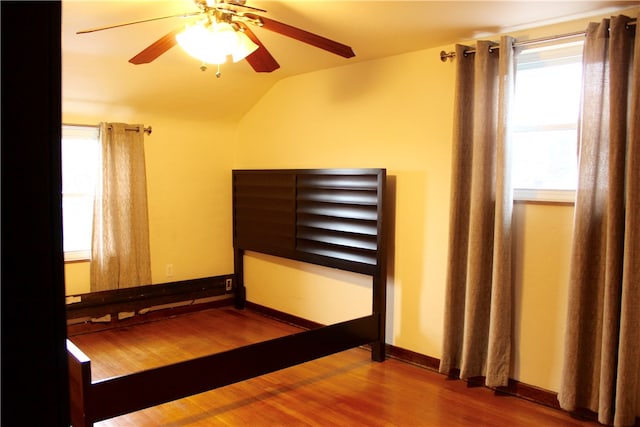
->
77 0 356 74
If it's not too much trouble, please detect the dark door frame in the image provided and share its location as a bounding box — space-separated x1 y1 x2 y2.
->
1 2 69 425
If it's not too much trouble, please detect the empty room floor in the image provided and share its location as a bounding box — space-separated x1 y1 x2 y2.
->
68 307 595 427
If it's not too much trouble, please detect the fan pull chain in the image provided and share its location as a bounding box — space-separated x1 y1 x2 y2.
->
196 62 222 77
200 62 222 78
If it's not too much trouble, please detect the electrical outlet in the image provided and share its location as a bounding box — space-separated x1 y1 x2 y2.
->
225 278 233 291
166 264 173 277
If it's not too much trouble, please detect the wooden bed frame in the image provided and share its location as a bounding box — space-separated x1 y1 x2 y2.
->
67 168 387 426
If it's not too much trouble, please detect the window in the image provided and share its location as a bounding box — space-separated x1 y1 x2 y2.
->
512 41 584 202
62 125 99 261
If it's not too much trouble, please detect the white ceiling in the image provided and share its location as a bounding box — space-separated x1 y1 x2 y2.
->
62 0 637 122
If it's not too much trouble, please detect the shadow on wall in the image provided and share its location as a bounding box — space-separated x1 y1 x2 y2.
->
389 171 429 349
385 175 397 341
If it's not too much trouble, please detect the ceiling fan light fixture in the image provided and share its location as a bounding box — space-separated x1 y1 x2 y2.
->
176 20 256 65
176 22 226 64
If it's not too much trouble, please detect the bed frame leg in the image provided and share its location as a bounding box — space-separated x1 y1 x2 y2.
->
234 248 246 309
371 272 387 362
234 284 246 309
371 341 386 362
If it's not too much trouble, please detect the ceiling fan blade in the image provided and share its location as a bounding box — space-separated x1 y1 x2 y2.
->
129 28 182 65
218 2 267 13
244 13 355 59
76 12 201 34
237 23 280 72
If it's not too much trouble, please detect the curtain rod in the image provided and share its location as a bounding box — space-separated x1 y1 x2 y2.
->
64 123 153 135
440 18 636 62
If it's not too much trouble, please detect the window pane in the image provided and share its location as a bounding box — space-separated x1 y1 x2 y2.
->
512 129 577 190
61 125 99 256
62 195 94 252
512 41 583 195
513 62 582 129
62 138 99 195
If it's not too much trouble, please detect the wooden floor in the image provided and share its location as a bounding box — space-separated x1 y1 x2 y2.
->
69 307 595 427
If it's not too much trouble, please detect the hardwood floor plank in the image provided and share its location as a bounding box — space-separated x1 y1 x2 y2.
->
69 308 594 427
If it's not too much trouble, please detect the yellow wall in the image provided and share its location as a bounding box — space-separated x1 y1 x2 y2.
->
235 48 455 361
63 112 236 293
512 202 574 390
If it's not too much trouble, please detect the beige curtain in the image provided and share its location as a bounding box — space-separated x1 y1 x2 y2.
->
439 37 515 387
558 16 639 427
91 122 152 291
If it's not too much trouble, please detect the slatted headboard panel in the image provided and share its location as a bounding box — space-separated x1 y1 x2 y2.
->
232 169 386 276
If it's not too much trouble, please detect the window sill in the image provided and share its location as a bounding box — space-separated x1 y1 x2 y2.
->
514 189 575 204
65 250 90 263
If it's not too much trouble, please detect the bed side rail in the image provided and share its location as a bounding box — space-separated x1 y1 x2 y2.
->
83 314 378 424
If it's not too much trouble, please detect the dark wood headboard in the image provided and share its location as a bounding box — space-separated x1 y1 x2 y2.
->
232 168 387 360
233 168 386 273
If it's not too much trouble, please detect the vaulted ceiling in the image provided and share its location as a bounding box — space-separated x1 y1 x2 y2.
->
62 1 637 122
